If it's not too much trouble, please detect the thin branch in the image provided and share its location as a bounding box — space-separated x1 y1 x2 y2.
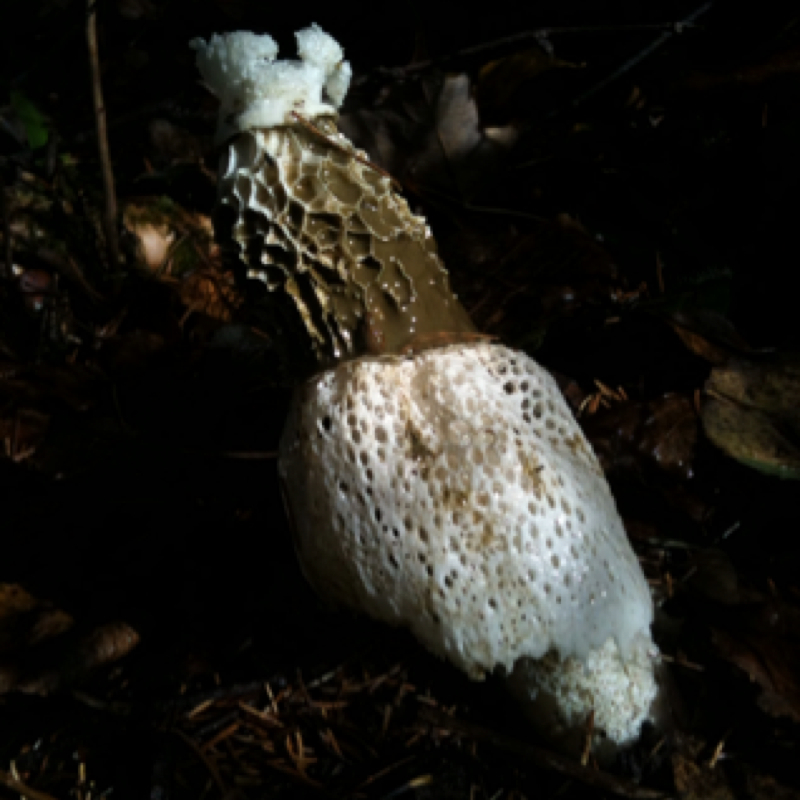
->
368 22 708 81
86 0 120 268
0 170 13 279
559 1 715 114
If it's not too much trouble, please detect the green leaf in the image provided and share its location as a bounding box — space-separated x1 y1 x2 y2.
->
10 89 49 150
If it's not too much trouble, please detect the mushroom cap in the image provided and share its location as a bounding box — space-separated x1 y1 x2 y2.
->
279 342 654 680
190 24 351 143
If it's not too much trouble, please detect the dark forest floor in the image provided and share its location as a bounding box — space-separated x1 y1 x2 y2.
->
1 2 800 798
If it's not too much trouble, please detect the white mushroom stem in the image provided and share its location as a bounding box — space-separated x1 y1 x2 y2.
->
193 25 663 754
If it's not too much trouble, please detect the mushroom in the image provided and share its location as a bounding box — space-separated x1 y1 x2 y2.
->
192 25 662 756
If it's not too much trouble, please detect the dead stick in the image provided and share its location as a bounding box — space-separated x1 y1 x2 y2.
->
0 171 12 279
86 0 120 268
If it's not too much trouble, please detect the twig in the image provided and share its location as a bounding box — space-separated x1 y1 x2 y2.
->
173 729 228 796
86 0 120 268
557 2 715 114
370 23 707 80
0 170 13 279
169 679 280 713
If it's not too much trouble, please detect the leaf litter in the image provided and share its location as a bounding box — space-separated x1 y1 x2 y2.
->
1 2 800 798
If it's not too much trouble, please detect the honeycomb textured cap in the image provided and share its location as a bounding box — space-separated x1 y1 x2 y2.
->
216 125 474 367
191 25 351 143
279 342 654 680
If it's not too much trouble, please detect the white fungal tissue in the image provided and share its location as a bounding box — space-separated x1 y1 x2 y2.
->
280 342 659 746
191 24 352 142
194 22 662 751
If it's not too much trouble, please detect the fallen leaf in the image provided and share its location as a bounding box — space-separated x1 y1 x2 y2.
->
14 622 140 696
702 395 800 480
584 393 698 479
707 353 800 417
700 352 800 478
668 309 752 365
710 599 800 722
179 270 240 324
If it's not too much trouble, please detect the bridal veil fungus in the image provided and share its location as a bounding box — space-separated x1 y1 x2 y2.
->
192 25 662 756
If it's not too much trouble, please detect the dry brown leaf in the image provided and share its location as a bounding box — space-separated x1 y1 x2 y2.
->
179 270 240 324
584 393 698 479
672 750 735 800
668 309 751 365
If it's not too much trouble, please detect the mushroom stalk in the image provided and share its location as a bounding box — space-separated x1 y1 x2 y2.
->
193 25 662 755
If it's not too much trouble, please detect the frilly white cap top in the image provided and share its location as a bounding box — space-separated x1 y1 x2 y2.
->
191 24 352 143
